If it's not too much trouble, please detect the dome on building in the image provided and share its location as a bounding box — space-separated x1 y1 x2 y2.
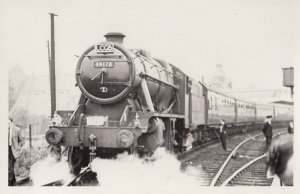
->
208 64 232 91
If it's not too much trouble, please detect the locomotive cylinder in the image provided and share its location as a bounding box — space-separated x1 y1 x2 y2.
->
137 117 165 152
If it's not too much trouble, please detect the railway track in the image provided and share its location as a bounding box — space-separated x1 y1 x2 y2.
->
221 153 270 186
219 132 287 186
209 133 270 186
179 128 286 186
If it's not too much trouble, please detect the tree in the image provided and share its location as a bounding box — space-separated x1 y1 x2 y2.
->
9 79 17 111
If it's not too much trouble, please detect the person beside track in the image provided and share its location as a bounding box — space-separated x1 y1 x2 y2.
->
8 117 25 186
219 119 228 151
262 115 273 151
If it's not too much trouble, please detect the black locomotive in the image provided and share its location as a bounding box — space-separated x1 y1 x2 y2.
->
46 32 293 175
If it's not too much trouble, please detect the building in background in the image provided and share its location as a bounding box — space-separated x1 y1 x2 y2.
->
207 64 232 91
9 65 28 110
9 68 80 137
226 87 292 104
206 64 292 104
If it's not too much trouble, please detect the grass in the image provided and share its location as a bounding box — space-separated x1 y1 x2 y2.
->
15 137 49 178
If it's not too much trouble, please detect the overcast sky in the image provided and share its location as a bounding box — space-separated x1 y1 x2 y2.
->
1 0 299 89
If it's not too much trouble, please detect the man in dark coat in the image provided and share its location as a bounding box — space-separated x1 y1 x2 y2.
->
263 115 273 151
219 119 228 151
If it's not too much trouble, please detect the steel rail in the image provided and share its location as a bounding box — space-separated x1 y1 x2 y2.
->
209 133 262 186
221 153 266 186
220 132 285 186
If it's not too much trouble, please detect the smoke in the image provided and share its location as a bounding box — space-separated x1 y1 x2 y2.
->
29 147 204 190
91 148 203 193
29 156 73 186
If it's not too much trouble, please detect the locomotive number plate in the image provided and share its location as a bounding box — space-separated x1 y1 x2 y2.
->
86 116 108 126
94 61 114 68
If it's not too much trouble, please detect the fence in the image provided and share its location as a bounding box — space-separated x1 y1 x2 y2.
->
23 116 51 148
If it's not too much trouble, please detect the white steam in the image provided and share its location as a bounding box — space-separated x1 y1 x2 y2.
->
91 148 203 193
29 148 204 190
30 156 73 186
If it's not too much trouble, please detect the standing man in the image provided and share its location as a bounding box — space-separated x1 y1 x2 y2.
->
220 119 228 151
263 115 273 151
8 118 25 186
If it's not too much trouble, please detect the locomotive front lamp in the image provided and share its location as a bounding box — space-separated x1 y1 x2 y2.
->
89 133 96 142
46 128 64 145
117 130 134 148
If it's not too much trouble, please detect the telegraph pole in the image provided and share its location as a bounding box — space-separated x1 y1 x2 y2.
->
49 13 58 118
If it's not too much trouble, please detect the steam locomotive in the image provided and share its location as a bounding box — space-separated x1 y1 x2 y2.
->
46 32 293 175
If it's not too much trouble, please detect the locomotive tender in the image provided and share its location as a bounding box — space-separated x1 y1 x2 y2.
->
46 32 293 174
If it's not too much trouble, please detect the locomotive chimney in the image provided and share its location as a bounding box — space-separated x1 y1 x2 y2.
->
104 32 126 44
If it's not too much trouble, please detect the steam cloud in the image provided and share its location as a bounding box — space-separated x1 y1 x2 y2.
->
30 156 73 186
91 148 203 193
29 147 204 191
